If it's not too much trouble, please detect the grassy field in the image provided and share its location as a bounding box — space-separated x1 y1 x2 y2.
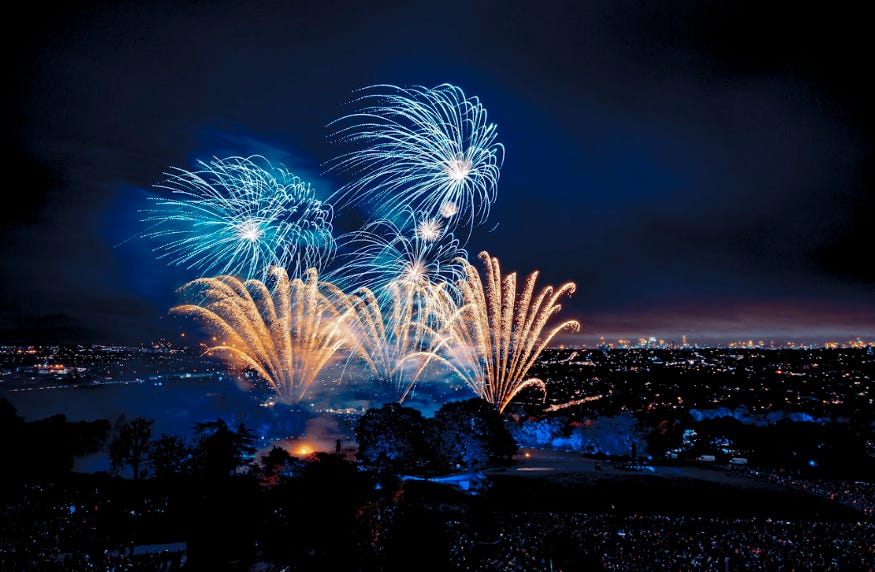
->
473 448 861 520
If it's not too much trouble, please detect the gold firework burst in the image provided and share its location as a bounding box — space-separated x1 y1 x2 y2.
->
437 251 580 413
171 267 346 404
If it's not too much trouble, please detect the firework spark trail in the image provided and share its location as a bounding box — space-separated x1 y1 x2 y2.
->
142 155 336 280
327 209 468 299
432 251 580 413
325 84 504 237
328 280 456 403
171 267 346 404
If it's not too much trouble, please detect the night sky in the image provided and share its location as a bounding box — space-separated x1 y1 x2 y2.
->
2 1 873 346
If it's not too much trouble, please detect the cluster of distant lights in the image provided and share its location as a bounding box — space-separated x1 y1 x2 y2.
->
724 337 874 350
579 336 875 350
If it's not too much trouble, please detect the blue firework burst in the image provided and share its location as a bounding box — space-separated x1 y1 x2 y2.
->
326 84 504 236
327 209 468 296
141 155 335 279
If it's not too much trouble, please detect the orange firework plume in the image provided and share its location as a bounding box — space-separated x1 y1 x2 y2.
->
438 251 580 413
171 267 346 404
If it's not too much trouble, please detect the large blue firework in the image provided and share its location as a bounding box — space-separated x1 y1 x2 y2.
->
141 155 336 279
327 209 468 296
326 83 504 236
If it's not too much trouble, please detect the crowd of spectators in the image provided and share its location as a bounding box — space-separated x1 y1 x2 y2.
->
735 467 875 518
0 482 184 570
56 549 185 571
449 512 875 571
5 477 874 570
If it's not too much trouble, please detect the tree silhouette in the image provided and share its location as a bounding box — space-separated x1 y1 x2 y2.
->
191 419 257 479
354 402 430 477
432 398 517 474
109 416 154 480
147 434 191 479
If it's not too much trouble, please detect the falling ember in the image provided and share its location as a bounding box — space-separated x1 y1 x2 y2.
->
440 201 459 218
416 218 443 241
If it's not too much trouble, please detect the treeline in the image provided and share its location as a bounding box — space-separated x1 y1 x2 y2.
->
355 398 517 480
0 397 518 571
107 416 259 482
0 398 110 480
506 403 875 479
102 397 518 484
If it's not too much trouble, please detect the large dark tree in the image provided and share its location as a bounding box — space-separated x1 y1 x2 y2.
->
354 402 431 476
109 416 154 481
432 398 517 474
181 420 260 568
0 400 29 484
147 434 191 480
191 419 257 479
263 452 374 570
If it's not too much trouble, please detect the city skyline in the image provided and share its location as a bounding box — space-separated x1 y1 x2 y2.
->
2 1 873 346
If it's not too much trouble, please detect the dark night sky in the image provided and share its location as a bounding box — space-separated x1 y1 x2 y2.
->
2 1 873 345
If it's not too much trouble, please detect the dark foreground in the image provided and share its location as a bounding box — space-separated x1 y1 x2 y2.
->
3 451 872 571
443 454 870 570
484 448 860 520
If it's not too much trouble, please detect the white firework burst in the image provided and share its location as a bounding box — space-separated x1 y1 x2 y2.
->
326 210 467 297
326 83 504 236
